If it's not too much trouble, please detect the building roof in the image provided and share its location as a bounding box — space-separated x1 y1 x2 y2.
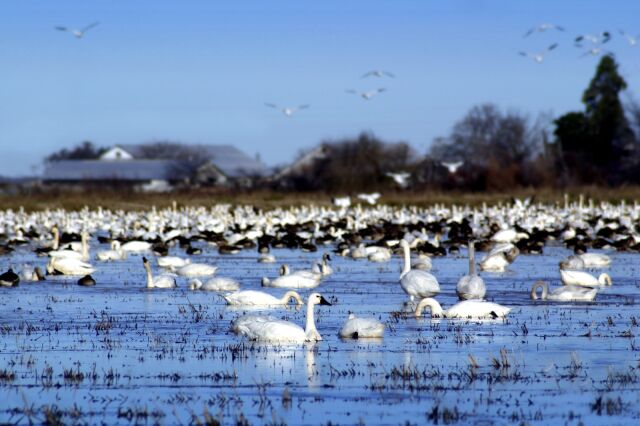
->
43 160 176 181
116 144 270 178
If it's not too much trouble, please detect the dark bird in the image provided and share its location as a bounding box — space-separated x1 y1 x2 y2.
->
0 269 20 287
77 274 96 287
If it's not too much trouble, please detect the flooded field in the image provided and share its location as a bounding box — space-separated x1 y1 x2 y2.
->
1 205 640 425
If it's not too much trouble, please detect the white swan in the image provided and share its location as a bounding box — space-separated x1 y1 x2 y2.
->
456 242 486 300
411 255 432 271
560 255 585 270
49 232 89 261
479 252 509 272
579 253 611 267
339 314 385 338
157 256 191 269
415 298 511 319
223 290 303 306
399 240 440 301
530 281 597 302
47 257 95 276
264 103 309 117
176 263 217 277
368 247 391 262
258 253 276 263
121 240 152 253
96 241 126 261
312 253 333 276
143 257 176 288
19 265 45 282
560 270 612 287
232 293 331 343
261 274 320 289
189 277 240 292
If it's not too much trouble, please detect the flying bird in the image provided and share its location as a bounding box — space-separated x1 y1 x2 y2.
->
618 29 638 46
357 192 381 205
519 43 558 63
346 88 386 100
580 46 604 57
523 23 565 38
55 22 99 39
264 103 309 117
362 70 395 79
385 172 410 188
441 161 464 174
575 32 611 46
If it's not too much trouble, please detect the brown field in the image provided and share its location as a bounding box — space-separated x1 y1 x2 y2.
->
2 185 640 211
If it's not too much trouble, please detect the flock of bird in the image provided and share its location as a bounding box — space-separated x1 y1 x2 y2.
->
0 195 629 344
519 23 638 63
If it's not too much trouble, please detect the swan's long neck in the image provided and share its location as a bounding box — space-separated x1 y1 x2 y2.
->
81 232 89 261
468 242 476 276
530 281 548 300
305 301 320 340
414 298 444 317
282 291 303 306
52 227 60 250
144 263 153 288
401 243 411 276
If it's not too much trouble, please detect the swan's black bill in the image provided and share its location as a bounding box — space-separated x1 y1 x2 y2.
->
319 296 331 306
142 257 148 263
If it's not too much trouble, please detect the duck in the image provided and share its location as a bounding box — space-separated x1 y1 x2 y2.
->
142 256 176 288
0 269 20 287
399 240 440 301
231 292 331 343
560 270 612 287
223 290 303 306
189 277 240 292
414 298 511 319
456 241 486 300
77 274 96 287
530 280 597 301
47 257 95 276
339 314 385 339
176 263 217 277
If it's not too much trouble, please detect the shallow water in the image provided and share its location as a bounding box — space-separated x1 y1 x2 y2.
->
1 241 639 425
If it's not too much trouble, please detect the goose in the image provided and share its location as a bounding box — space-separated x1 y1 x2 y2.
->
121 240 152 253
96 241 126 261
157 256 191 269
357 192 381 205
19 265 45 282
189 277 240 292
339 314 385 338
176 263 217 277
77 274 96 287
530 281 597 302
223 290 303 306
264 103 309 117
560 270 612 287
399 239 440 301
456 242 486 300
142 257 176 288
519 43 558 63
575 32 611 46
0 269 20 287
441 161 463 174
47 257 95 276
523 23 565 37
415 298 511 319
55 22 99 38
385 172 410 188
618 29 638 46
361 70 395 78
232 292 331 343
346 88 386 100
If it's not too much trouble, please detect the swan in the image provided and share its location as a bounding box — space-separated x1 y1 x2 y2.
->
47 257 95 276
441 161 463 174
121 240 152 253
49 231 89 261
312 253 332 276
579 253 611 267
523 23 565 37
262 272 320 289
0 269 20 287
385 172 410 188
176 263 217 277
560 255 585 270
231 314 278 334
357 192 381 205
560 270 612 287
479 252 509 272
157 256 191 269
96 241 126 261
339 314 385 338
456 242 486 300
411 255 432 271
530 281 597 302
189 277 240 292
232 292 331 343
368 247 391 262
223 290 303 306
19 265 45 282
399 239 440 301
258 252 276 263
264 103 309 117
415 298 511 319
142 257 176 288
519 43 558 63
346 88 386 100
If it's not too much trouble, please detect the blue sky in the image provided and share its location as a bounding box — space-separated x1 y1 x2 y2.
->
2 0 639 175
